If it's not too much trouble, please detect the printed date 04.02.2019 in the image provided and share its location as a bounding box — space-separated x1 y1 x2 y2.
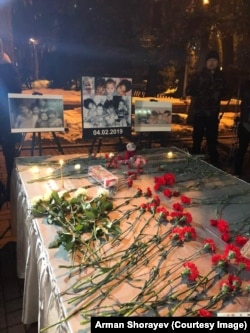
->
92 128 124 136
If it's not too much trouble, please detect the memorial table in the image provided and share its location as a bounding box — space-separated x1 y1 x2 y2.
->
11 148 250 332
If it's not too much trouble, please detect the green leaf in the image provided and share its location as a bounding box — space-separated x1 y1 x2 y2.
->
75 224 85 232
102 200 113 211
100 267 114 273
50 191 61 204
32 205 48 216
58 232 72 243
85 211 96 219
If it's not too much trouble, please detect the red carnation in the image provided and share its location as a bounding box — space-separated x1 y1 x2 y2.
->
198 309 212 317
180 195 191 205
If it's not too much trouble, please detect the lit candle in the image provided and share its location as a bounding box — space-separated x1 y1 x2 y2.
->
74 164 81 173
30 165 40 180
167 151 173 158
31 165 39 173
59 159 64 188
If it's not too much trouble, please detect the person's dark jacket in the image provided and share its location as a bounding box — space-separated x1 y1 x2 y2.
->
239 79 250 124
185 67 227 118
0 62 22 133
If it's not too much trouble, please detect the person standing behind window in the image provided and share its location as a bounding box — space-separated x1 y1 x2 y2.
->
0 38 22 202
234 78 250 177
185 50 227 166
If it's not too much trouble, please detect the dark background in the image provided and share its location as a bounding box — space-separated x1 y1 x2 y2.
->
1 0 250 97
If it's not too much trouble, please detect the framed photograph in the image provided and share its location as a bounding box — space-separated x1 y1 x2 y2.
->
8 94 64 133
81 76 132 139
134 100 172 132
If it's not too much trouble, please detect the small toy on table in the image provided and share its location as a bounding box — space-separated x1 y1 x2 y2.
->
124 142 137 162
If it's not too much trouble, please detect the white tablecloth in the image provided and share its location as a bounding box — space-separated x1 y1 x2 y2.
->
11 155 77 332
10 149 250 332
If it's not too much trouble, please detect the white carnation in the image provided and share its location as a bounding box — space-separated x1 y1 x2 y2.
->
30 195 43 206
42 191 53 202
58 190 68 198
74 187 88 198
96 188 110 197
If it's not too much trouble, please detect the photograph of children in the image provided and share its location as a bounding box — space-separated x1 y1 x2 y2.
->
8 94 64 133
81 76 132 139
134 100 172 132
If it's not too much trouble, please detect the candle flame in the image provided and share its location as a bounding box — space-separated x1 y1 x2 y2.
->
30 166 39 174
167 151 173 158
74 164 81 170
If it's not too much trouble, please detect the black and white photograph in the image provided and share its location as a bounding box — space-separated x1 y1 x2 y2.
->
134 100 172 132
8 94 64 133
81 76 132 139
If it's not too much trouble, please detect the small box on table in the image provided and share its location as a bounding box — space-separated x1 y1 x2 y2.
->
88 165 118 188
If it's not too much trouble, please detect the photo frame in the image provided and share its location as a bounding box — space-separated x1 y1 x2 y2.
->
81 76 132 139
8 94 64 133
134 100 172 132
